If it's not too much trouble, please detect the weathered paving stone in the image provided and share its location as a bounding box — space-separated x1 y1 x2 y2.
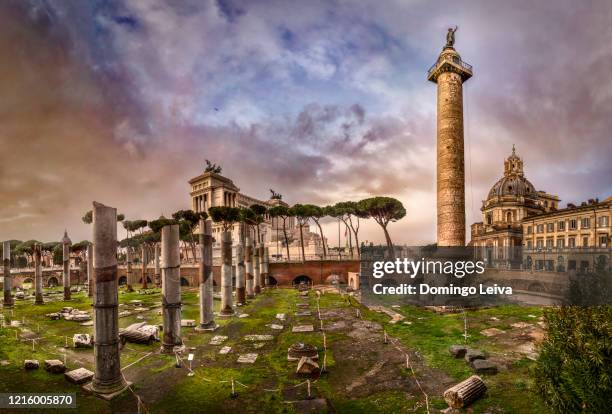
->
209 335 228 345
471 359 498 375
253 343 265 349
24 360 39 370
237 353 258 364
449 345 467 358
480 328 504 337
267 324 284 330
65 367 94 384
276 313 286 321
511 322 531 329
464 349 486 363
219 346 232 354
292 325 314 333
296 311 312 317
243 334 274 341
296 356 319 375
238 314 249 318
44 359 66 374
297 303 310 309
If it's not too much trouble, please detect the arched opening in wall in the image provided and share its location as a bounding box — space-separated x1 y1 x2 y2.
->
292 275 312 286
22 278 33 289
268 276 278 286
47 277 58 287
506 211 512 222
118 276 127 286
180 277 190 287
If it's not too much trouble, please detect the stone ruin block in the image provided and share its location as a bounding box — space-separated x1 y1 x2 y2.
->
24 360 39 370
471 359 498 375
181 319 196 327
65 367 94 384
44 359 66 374
449 345 467 358
296 356 319 375
464 349 486 363
120 322 160 344
73 334 92 348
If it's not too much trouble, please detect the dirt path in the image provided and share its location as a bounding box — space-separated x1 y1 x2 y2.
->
321 304 454 402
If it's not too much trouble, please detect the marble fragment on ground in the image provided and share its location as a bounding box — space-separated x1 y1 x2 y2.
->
65 367 94 384
243 334 274 341
292 325 314 333
209 335 228 345
237 353 258 364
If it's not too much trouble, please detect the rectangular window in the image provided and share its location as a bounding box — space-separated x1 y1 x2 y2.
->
527 240 533 249
582 236 589 247
546 238 554 248
556 238 565 248
599 216 609 227
581 218 590 229
569 219 577 230
527 226 533 234
547 223 554 232
536 239 544 249
568 237 576 248
557 221 565 231
537 224 544 233
600 235 609 247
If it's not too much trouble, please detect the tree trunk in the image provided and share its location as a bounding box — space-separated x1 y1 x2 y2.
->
382 224 394 258
349 217 360 258
299 224 305 262
282 219 290 261
344 221 353 258
313 219 327 259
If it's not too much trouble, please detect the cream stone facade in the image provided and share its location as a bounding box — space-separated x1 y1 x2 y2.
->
522 197 611 272
188 171 325 260
470 148 611 272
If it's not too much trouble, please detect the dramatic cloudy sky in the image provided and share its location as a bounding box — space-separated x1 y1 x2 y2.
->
1 0 611 245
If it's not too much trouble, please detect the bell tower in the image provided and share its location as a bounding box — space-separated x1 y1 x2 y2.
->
427 27 473 246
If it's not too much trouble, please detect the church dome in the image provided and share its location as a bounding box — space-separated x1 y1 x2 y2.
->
486 146 536 200
487 175 536 199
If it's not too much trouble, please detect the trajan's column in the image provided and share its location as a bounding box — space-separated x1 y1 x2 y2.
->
427 26 473 246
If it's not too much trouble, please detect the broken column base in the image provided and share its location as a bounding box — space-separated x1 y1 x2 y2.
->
83 381 132 401
218 310 235 318
195 323 218 332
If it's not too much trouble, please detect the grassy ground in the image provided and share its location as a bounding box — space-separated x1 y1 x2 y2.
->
0 287 550 413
